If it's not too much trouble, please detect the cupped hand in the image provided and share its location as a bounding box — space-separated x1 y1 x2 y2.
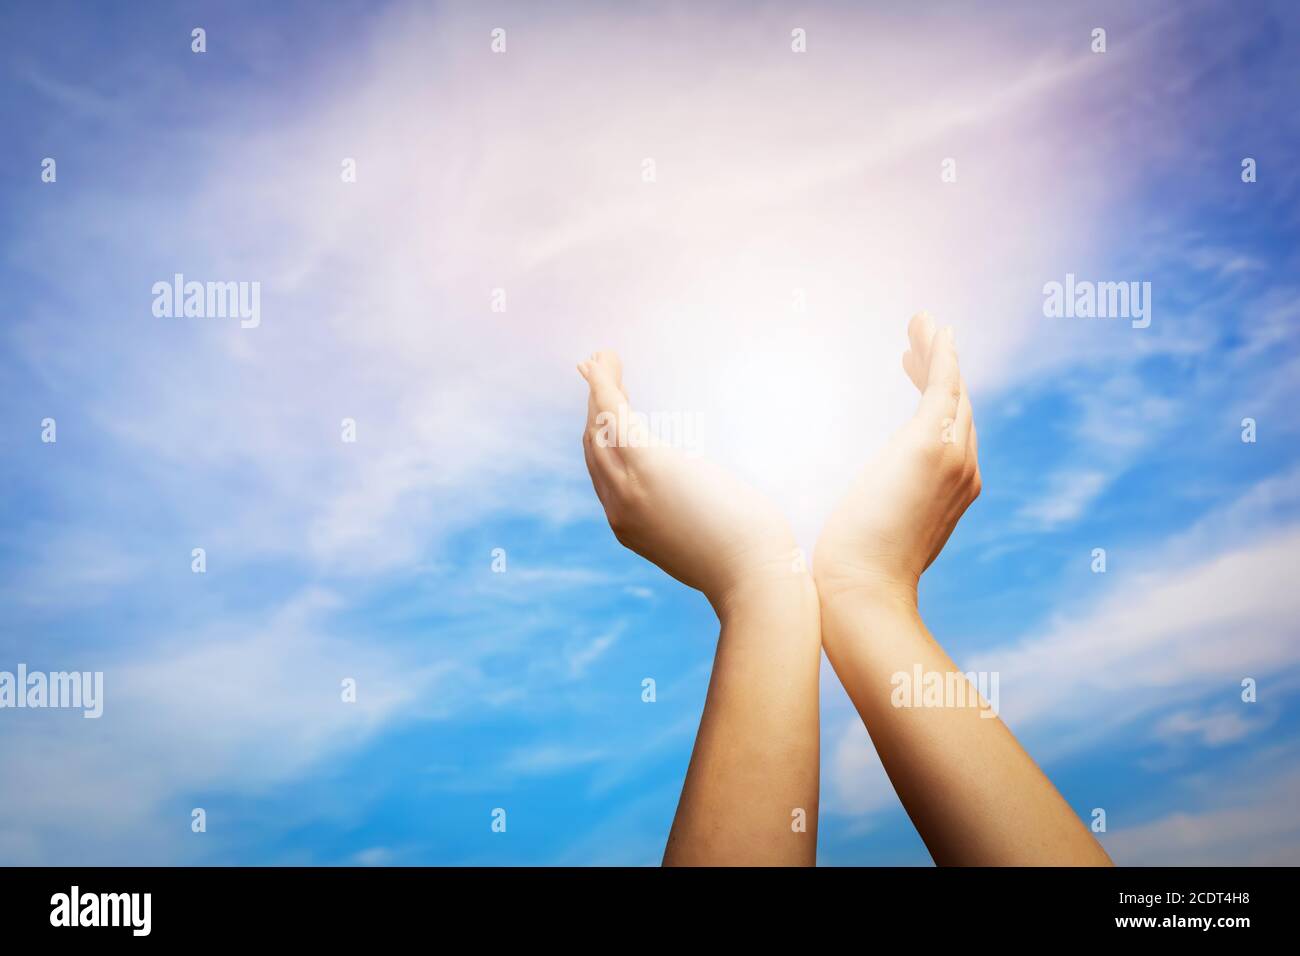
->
579 351 799 614
813 314 981 606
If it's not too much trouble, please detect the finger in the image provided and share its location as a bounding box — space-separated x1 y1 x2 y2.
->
586 349 628 408
953 379 974 448
907 311 937 389
582 348 637 473
587 349 661 465
597 350 625 391
902 349 925 393
579 353 629 455
918 325 961 427
581 351 628 423
578 355 628 481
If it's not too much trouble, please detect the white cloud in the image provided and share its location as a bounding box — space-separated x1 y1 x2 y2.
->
1105 768 1300 866
9 0 1190 568
6 0 1296 865
0 587 446 863
1018 469 1109 529
565 625 623 679
829 495 1300 821
351 846 396 866
1154 708 1261 747
824 714 901 821
972 527 1300 759
500 745 610 778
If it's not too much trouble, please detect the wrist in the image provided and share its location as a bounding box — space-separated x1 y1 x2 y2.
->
815 575 924 663
812 564 919 620
708 567 819 625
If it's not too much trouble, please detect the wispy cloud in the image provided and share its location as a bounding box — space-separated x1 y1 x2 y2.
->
3 0 1299 865
1106 766 1300 866
1018 469 1110 529
1154 708 1261 747
830 474 1300 821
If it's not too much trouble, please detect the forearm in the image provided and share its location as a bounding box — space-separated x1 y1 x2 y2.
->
821 585 1112 866
663 575 822 866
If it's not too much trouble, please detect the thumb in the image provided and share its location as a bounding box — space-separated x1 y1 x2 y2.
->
917 326 961 425
579 350 628 417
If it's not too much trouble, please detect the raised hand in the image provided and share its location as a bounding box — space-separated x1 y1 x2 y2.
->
579 350 799 613
813 312 981 608
578 349 822 866
812 314 1112 866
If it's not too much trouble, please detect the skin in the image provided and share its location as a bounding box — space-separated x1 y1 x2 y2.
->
814 313 1113 866
578 352 822 866
578 315 1112 866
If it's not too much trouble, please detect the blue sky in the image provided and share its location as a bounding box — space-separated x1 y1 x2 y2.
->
2 0 1299 865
